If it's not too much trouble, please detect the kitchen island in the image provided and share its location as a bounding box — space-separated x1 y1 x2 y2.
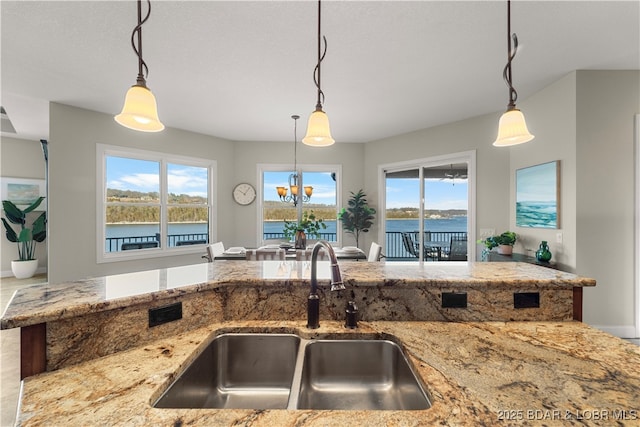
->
2 261 594 377
5 260 636 425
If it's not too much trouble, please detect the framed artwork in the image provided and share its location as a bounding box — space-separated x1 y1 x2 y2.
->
516 161 560 229
1 177 46 210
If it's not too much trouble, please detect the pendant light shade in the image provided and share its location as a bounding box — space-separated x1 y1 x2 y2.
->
493 108 534 147
115 85 164 132
115 0 164 132
303 0 335 147
493 0 533 147
302 109 334 146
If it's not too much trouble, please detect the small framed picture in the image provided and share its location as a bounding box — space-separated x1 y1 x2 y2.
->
516 161 560 229
1 177 46 210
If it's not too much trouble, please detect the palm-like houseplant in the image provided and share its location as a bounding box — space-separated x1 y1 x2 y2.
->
338 189 376 249
2 197 46 278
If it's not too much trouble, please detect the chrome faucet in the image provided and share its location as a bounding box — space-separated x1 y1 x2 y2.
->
307 240 345 329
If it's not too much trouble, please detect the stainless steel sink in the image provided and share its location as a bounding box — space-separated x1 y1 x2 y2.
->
154 333 301 409
295 340 431 410
153 333 431 411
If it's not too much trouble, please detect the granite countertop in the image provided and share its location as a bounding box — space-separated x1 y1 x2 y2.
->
1 261 595 329
17 320 640 426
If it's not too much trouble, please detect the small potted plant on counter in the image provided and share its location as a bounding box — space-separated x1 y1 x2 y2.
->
283 210 327 249
2 197 46 279
478 230 517 257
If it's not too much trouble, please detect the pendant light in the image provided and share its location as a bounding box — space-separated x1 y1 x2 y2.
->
493 0 533 147
277 115 313 205
302 0 335 147
115 0 164 132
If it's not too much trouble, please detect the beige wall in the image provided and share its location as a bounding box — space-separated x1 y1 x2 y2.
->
576 71 640 336
48 103 235 283
0 137 48 276
509 72 577 270
48 103 365 283
363 111 511 258
230 140 365 248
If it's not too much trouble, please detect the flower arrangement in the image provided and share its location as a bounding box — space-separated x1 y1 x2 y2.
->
283 210 327 240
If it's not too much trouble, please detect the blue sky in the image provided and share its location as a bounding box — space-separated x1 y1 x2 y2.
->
107 157 467 210
106 156 208 197
386 178 468 210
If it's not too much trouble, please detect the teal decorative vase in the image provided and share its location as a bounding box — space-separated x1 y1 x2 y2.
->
535 241 552 262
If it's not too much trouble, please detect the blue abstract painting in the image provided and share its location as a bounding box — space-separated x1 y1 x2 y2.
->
516 161 560 229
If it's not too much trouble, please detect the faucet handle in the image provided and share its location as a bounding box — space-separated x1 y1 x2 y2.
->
345 300 358 328
330 281 345 291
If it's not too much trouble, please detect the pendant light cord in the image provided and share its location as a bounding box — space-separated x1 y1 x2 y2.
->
131 0 152 87
313 0 328 110
502 0 519 109
293 115 299 172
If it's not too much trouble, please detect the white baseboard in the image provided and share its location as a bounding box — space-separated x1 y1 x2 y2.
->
590 324 639 339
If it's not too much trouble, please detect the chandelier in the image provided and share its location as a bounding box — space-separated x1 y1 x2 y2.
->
276 115 313 206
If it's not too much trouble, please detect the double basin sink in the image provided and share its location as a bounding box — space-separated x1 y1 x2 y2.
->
153 333 431 411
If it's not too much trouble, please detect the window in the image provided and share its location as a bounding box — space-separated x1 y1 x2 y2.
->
97 144 215 262
259 164 341 246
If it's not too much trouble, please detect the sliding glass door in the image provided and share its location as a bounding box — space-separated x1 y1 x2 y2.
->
381 151 474 261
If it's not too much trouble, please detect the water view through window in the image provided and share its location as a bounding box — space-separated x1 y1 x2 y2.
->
104 155 210 252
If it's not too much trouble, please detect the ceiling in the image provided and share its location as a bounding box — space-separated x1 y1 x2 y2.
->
1 1 638 143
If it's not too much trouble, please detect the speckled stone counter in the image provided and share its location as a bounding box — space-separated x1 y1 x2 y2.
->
17 321 640 426
1 261 595 375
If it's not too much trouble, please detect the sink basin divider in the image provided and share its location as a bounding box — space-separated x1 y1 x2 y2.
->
286 338 311 410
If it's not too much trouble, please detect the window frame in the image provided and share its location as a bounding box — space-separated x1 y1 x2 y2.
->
96 144 216 263
257 163 342 247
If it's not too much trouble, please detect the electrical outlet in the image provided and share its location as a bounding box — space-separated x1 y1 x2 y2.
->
480 228 495 239
556 232 563 244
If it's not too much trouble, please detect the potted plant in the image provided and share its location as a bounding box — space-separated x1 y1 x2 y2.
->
2 197 46 279
338 189 376 249
478 231 517 256
283 210 327 249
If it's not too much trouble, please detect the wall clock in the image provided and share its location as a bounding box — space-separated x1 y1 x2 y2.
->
232 183 256 205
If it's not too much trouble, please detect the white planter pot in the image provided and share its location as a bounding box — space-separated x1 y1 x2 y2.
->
496 245 513 255
11 259 38 279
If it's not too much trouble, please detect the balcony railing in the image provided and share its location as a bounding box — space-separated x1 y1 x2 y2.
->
106 230 467 258
105 233 209 252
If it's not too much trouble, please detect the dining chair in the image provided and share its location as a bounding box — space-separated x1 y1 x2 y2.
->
246 248 286 260
401 232 419 258
295 248 328 261
447 237 468 261
121 241 158 250
204 241 225 262
367 242 383 262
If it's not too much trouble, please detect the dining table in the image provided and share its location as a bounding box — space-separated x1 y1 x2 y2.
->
214 246 367 261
